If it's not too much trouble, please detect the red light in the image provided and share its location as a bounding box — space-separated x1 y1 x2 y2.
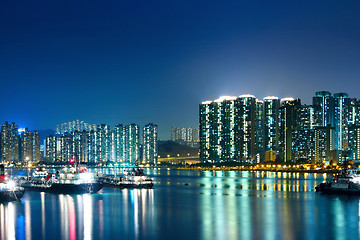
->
69 158 75 163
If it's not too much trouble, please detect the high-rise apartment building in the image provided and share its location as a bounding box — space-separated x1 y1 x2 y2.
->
334 93 351 163
0 122 40 163
142 123 158 165
59 132 72 162
236 94 256 162
292 105 315 161
114 124 126 162
45 135 57 162
263 96 280 153
20 128 32 162
200 95 272 163
32 131 41 162
125 124 140 164
97 124 112 162
217 96 237 162
348 124 360 161
314 125 334 164
200 96 256 163
20 129 40 162
0 121 19 163
313 91 335 127
200 91 360 164
199 101 212 162
255 99 264 162
87 130 98 163
279 98 301 162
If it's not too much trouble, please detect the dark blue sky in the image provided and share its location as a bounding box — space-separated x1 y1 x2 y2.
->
1 0 360 139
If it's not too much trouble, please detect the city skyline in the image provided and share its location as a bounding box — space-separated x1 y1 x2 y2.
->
1 1 360 140
2 89 360 141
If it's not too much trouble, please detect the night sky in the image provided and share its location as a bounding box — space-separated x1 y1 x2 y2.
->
1 0 360 139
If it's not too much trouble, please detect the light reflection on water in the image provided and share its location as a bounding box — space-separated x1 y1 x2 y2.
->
0 169 359 239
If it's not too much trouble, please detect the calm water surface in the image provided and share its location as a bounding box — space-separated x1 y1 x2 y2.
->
1 169 360 240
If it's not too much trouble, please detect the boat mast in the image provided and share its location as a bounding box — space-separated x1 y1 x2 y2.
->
74 153 78 172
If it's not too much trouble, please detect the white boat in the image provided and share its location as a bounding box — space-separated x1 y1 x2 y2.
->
99 167 153 189
316 168 360 194
20 165 103 194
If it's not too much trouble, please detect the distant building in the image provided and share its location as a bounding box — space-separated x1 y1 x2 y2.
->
171 127 199 147
56 120 96 135
46 123 150 164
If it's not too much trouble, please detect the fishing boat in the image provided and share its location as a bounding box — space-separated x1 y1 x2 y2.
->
20 164 102 194
316 168 360 195
99 167 153 189
0 165 25 202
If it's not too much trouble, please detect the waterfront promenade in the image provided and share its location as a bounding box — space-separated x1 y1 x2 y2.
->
178 163 342 174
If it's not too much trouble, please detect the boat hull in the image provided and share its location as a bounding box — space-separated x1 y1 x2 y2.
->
0 188 25 202
104 182 153 189
50 183 103 194
21 182 103 194
316 183 360 195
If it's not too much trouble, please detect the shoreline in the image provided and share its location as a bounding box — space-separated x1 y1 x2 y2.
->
175 166 340 174
5 164 340 174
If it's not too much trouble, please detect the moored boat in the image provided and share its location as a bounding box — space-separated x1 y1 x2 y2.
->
20 166 102 194
0 165 25 202
99 167 153 189
316 168 360 195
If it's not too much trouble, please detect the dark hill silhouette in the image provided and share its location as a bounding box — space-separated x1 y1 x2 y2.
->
157 141 198 158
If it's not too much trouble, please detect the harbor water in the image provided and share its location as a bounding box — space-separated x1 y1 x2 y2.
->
1 169 360 240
